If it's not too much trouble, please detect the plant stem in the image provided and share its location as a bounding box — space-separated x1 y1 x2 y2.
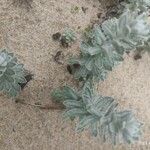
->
15 99 65 110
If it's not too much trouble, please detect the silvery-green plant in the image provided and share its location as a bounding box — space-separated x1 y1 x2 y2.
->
0 49 26 97
51 81 142 144
141 40 150 53
51 0 150 145
69 10 150 81
125 0 150 56
125 0 150 11
61 29 76 47
134 39 150 59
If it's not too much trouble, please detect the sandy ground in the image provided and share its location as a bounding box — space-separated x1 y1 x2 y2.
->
0 0 150 150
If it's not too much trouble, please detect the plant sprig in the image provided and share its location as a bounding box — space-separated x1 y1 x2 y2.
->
69 10 150 81
52 81 142 144
0 49 27 97
51 0 150 145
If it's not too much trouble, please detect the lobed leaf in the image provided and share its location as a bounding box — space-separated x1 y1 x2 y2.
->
51 81 142 144
0 49 26 97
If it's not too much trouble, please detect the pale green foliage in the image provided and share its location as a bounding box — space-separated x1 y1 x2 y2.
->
125 0 150 53
142 40 150 53
51 0 148 145
70 10 150 80
51 81 141 144
0 49 26 97
51 86 79 103
135 39 150 54
61 29 76 45
125 0 150 11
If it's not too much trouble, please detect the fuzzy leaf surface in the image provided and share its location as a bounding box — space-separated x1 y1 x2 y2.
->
51 82 142 144
0 49 26 97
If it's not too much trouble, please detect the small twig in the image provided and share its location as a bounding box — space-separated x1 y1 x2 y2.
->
15 99 65 110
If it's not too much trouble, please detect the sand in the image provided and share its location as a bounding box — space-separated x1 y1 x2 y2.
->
0 0 150 149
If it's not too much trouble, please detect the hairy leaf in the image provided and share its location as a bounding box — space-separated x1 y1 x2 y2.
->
0 49 26 97
51 82 142 144
69 10 150 81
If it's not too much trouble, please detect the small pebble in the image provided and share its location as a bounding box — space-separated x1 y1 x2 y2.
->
52 32 61 41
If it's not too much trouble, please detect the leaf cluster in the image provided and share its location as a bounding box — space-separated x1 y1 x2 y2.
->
52 82 141 144
125 0 150 11
69 10 150 81
0 49 26 97
50 0 150 145
60 29 77 47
